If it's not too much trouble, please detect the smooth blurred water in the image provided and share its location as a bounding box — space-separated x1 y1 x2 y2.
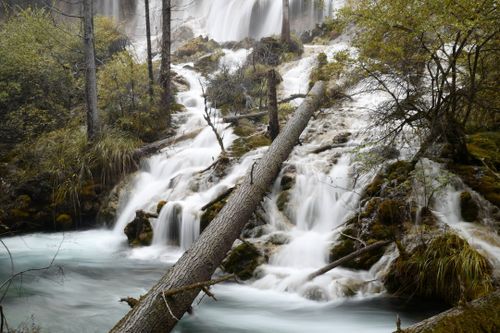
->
0 231 444 332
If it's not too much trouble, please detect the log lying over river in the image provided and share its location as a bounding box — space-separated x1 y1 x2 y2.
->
398 289 499 333
110 81 325 333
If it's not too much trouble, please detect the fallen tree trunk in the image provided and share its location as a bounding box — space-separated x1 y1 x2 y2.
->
397 289 499 333
133 129 202 160
307 240 392 281
110 81 325 333
222 111 268 123
222 95 308 123
201 187 235 211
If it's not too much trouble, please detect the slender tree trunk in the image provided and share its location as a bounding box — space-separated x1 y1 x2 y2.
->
83 0 100 141
160 0 171 126
267 69 279 140
281 0 291 44
145 0 155 101
109 81 325 333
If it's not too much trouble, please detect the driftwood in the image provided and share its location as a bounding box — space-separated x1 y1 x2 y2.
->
307 240 392 281
109 81 325 333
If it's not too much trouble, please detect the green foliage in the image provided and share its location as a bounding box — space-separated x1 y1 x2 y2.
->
309 51 350 89
386 232 493 305
340 0 499 153
467 132 500 172
93 16 128 63
0 8 77 143
11 126 139 207
97 51 166 141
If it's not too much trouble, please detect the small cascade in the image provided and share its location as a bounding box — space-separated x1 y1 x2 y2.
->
112 64 236 248
414 159 500 270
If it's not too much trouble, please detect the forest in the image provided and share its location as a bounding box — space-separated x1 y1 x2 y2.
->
0 0 498 332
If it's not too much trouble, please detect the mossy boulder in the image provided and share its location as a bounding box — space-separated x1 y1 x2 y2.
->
385 232 493 305
229 133 271 159
399 289 500 333
251 36 303 66
173 36 221 62
222 242 266 280
467 131 500 171
156 200 167 215
450 164 500 208
193 50 224 75
459 191 479 222
124 210 155 247
377 199 405 225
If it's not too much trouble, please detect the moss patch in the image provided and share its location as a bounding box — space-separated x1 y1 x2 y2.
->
222 242 265 280
467 131 500 171
385 232 493 305
230 133 271 159
450 164 500 208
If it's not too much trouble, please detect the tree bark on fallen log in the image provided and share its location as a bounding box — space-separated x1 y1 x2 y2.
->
307 240 392 281
222 95 308 123
110 81 325 333
201 187 235 211
397 289 499 333
222 111 268 123
133 129 202 160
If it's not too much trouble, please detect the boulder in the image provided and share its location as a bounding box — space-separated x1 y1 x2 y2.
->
124 210 156 247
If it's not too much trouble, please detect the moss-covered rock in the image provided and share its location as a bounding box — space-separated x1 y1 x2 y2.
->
193 50 224 75
250 36 303 66
156 200 167 215
199 190 233 232
467 131 500 172
385 231 493 305
173 36 221 62
450 164 500 208
459 191 479 222
222 242 266 280
377 199 405 225
229 133 271 159
399 289 500 333
124 210 155 247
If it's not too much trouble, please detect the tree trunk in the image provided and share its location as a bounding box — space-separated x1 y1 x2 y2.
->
307 240 392 281
160 0 171 126
83 0 100 141
281 0 291 44
267 69 279 141
109 81 325 333
145 0 155 101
